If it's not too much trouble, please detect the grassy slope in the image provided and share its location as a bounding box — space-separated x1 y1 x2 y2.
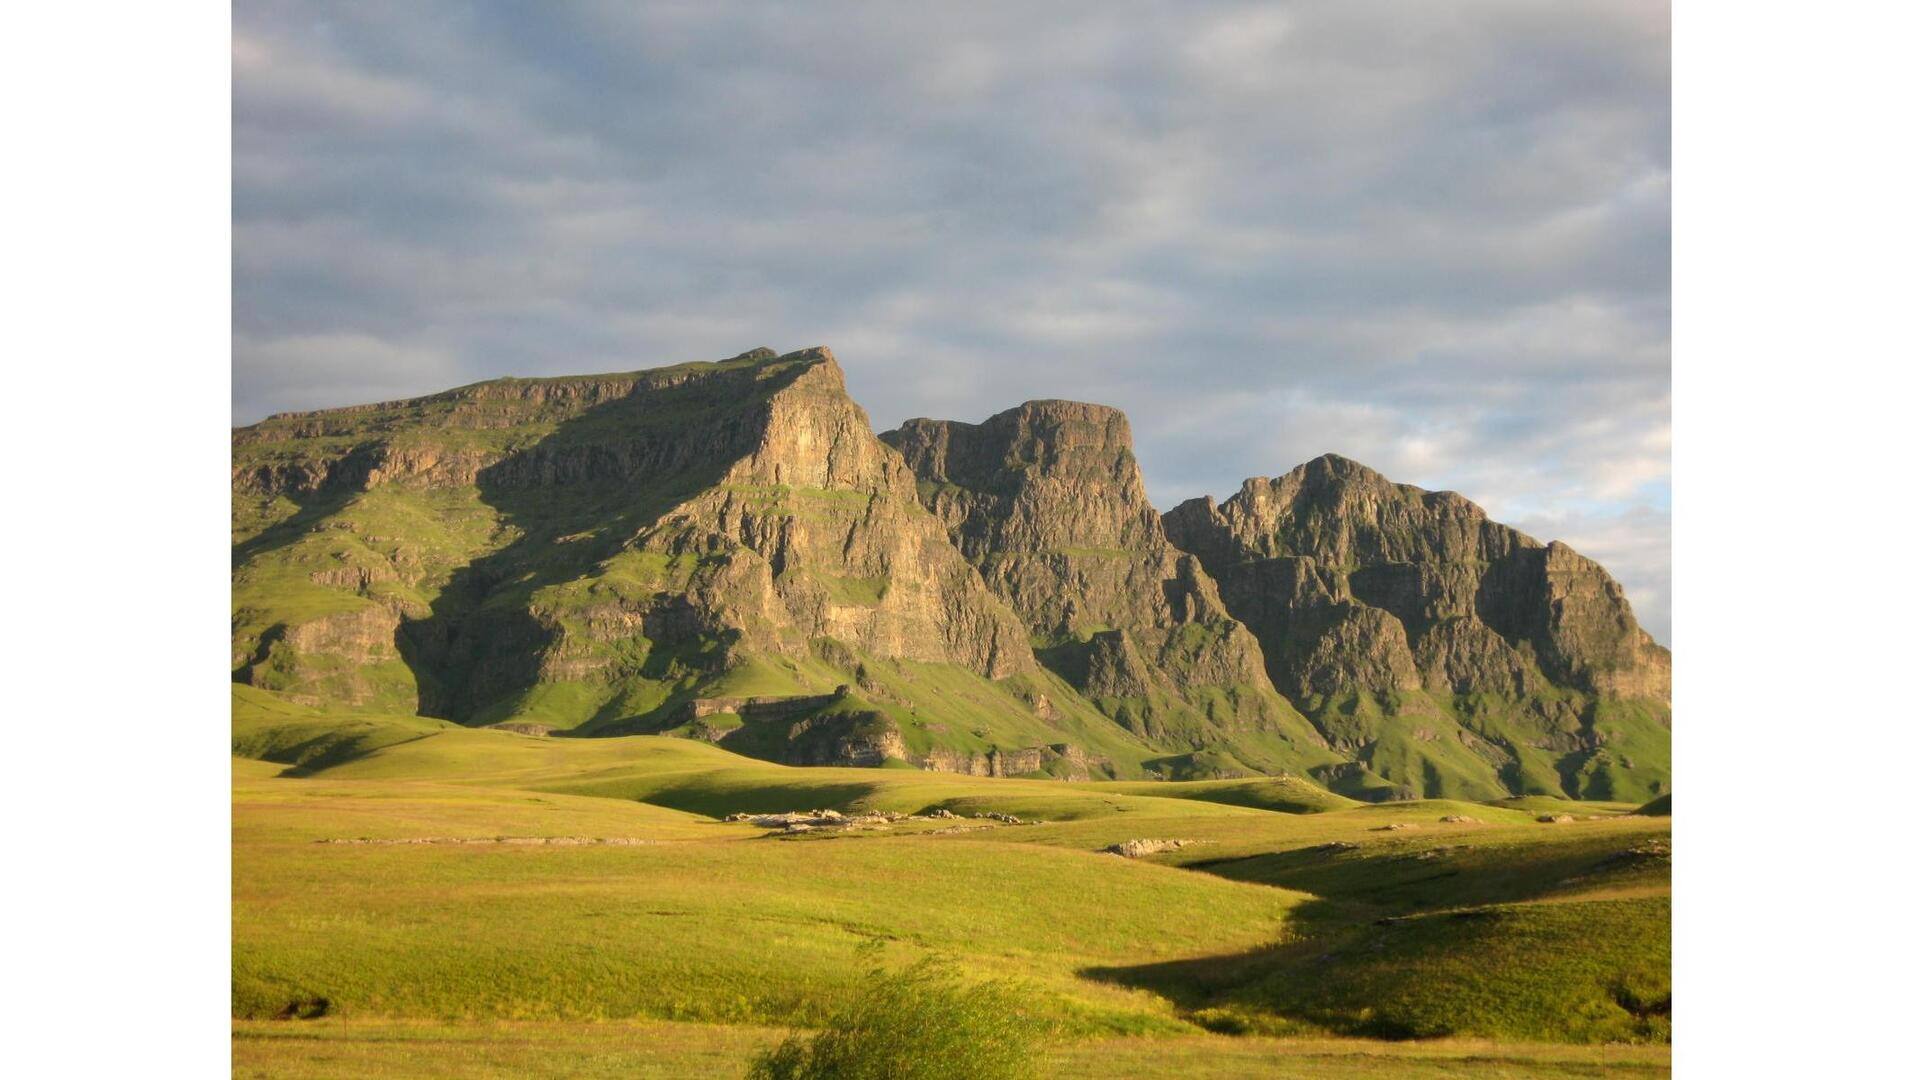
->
235 696 1669 1070
232 485 505 712
233 1020 1670 1079
1077 776 1361 815
234 769 1301 1032
1298 685 1673 805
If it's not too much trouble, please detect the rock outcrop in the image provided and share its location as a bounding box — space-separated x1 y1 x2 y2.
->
1161 454 1669 703
917 742 1108 781
233 349 1065 767
232 348 1669 800
882 402 1337 776
1163 454 1671 801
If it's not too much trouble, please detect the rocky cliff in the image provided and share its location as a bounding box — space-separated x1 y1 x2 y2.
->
233 349 1148 775
1163 454 1671 801
233 348 1669 799
881 402 1339 777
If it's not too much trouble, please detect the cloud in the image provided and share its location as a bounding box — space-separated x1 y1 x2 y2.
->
232 333 464 420
233 1 1670 640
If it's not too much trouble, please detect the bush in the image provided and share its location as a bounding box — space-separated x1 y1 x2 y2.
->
747 960 1046 1080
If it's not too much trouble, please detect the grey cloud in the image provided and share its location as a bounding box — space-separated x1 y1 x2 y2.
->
233 0 1670 640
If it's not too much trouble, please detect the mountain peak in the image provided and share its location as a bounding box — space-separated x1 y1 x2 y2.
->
1010 398 1129 422
1290 452 1389 487
881 400 1335 774
1302 451 1371 473
1162 454 1670 798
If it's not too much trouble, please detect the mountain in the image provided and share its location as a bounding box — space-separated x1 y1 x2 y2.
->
234 348 1147 777
233 346 1669 798
1162 455 1671 801
880 402 1339 778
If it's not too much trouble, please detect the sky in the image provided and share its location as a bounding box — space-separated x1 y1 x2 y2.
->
233 1 1671 642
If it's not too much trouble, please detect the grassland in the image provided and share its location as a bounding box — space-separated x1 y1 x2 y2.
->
233 1020 1671 1079
232 687 1670 1076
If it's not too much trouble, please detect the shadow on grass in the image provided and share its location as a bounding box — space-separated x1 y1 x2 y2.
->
1076 894 1398 1036
231 486 360 569
1181 831 1670 916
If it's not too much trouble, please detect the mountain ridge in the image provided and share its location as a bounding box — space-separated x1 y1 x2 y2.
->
232 346 1669 799
880 400 1341 779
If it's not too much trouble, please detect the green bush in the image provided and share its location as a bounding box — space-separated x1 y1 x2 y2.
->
747 961 1045 1080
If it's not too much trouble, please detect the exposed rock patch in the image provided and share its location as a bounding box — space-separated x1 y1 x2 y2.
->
917 743 1104 780
723 808 1044 834
1104 838 1193 858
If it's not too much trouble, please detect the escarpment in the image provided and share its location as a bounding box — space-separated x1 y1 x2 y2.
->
1160 454 1670 703
1163 454 1671 801
234 347 1669 799
880 402 1338 777
233 348 1058 770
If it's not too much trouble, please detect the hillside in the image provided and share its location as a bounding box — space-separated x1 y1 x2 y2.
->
234 346 1669 800
234 349 1158 777
230 697 1671 1074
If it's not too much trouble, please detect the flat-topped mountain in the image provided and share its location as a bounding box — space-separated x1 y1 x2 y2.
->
233 346 1669 798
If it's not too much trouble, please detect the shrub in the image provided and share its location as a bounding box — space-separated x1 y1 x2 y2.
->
747 960 1045 1080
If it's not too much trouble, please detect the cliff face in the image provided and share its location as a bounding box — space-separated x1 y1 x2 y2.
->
232 348 1669 799
881 402 1337 776
621 351 1035 681
1163 454 1671 801
232 349 1133 774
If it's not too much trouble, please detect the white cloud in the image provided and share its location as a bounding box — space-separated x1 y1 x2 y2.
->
232 0 1671 638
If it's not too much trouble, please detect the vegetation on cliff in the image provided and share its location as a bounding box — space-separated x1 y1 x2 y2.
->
234 346 1668 800
1162 454 1671 801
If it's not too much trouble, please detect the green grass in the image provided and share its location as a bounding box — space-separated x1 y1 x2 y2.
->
231 685 456 773
234 777 1302 1031
232 1019 1670 1079
748 960 1045 1079
1076 776 1359 815
232 691 1671 1071
1635 793 1672 816
1288 681 1672 804
1105 897 1670 1043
